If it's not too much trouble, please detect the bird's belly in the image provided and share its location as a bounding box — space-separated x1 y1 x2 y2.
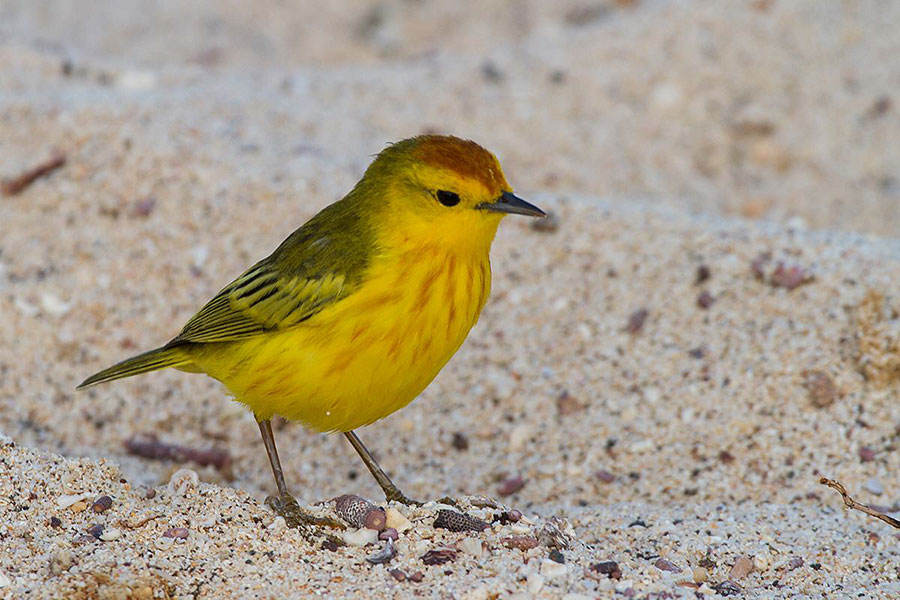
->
200 252 491 432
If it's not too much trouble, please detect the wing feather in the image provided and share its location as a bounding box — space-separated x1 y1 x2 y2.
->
169 263 350 345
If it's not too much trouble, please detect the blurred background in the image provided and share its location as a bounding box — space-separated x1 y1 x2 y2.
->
3 0 899 235
2 0 900 510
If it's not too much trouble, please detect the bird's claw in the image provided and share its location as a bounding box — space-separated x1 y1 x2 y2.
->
266 493 347 546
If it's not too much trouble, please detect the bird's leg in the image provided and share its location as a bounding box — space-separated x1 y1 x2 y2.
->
256 419 346 540
343 430 420 505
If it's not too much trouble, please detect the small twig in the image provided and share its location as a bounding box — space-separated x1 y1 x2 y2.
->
119 513 163 529
1 152 66 196
125 434 233 479
819 477 900 529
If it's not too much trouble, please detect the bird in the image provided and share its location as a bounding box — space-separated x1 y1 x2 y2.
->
77 135 546 536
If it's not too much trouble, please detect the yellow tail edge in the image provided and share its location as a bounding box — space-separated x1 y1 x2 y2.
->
76 346 188 389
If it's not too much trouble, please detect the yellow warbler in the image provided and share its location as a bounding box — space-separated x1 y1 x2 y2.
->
78 135 545 531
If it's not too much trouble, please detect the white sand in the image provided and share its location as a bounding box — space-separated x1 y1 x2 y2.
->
2 1 900 598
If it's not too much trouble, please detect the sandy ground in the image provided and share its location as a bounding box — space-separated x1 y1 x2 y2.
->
2 0 900 598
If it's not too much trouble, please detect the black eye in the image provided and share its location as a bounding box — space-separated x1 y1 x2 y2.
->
436 190 460 207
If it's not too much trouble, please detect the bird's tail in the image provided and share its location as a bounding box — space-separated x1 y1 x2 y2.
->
76 346 190 389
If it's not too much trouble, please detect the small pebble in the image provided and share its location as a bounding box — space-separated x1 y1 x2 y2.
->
389 569 406 582
379 527 399 541
458 537 484 559
384 507 412 532
496 509 522 524
626 308 649 334
549 549 565 564
770 263 813 289
451 432 469 451
132 197 156 217
57 493 90 509
695 265 711 285
803 370 838 408
497 475 526 496
541 558 567 579
697 290 715 309
99 527 121 541
322 539 340 552
787 557 804 570
654 557 681 573
86 524 104 539
729 555 754 580
692 566 708 583
595 470 616 483
408 571 424 583
859 446 877 462
70 501 87 512
49 516 62 528
556 390 585 416
587 561 622 580
342 527 378 547
500 536 539 550
91 495 113 513
162 527 189 539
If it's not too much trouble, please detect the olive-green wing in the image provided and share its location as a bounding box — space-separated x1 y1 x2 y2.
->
165 188 375 346
167 263 350 345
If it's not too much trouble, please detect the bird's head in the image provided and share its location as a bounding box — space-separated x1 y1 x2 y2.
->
360 135 545 252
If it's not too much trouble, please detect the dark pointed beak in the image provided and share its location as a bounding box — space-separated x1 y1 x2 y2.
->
478 191 547 218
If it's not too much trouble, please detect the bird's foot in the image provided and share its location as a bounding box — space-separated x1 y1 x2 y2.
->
383 488 422 507
265 493 346 546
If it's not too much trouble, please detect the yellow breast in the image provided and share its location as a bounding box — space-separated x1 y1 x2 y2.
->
195 246 491 432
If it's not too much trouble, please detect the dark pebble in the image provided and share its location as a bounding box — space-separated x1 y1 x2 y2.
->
50 516 62 528
408 571 424 583
859 446 877 462
697 290 715 309
695 265 711 285
322 539 340 552
379 528 399 541
91 495 113 513
481 61 504 82
549 549 565 564
496 509 522 524
626 308 649 334
587 560 622 580
497 475 526 496
595 470 616 483
87 524 104 539
389 568 406 582
451 432 469 451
